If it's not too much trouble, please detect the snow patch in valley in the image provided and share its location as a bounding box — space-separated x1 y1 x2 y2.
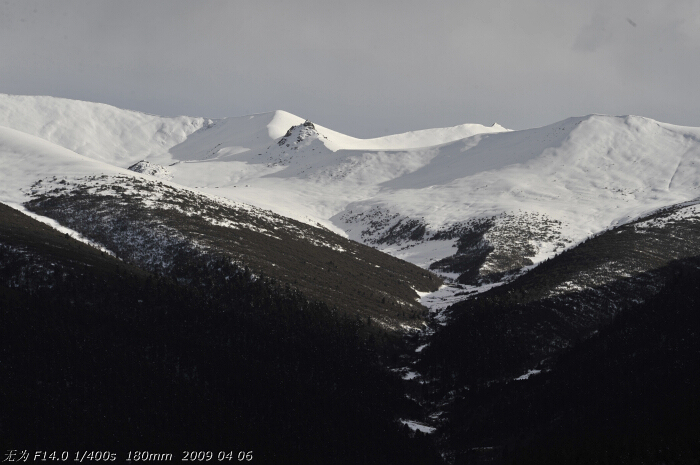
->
515 369 542 381
399 419 436 434
415 344 429 353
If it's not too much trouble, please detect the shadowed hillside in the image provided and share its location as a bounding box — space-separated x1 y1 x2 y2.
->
406 201 700 463
0 202 442 464
24 175 441 334
434 256 700 464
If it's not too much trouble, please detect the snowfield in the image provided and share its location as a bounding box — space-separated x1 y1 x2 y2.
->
3 93 700 294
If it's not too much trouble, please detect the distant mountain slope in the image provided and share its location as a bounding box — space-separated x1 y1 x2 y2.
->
23 173 439 333
336 115 700 278
3 94 700 289
0 93 506 164
0 125 136 204
316 121 510 151
0 94 511 240
0 94 207 165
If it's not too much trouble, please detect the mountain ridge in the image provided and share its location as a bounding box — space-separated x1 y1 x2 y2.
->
3 94 700 291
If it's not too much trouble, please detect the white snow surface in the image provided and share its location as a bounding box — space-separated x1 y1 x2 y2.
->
3 94 700 307
515 369 542 381
400 420 436 434
0 124 134 205
0 94 207 165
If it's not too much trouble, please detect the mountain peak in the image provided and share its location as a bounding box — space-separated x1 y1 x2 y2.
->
278 120 328 149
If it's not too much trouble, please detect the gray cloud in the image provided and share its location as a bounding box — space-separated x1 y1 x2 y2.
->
1 0 699 136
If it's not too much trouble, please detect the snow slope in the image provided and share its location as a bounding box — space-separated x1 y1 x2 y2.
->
0 94 207 165
333 115 700 271
0 94 510 236
0 125 132 204
0 94 506 165
3 94 700 287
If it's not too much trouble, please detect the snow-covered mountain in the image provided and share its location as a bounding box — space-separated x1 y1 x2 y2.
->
5 94 700 463
335 115 700 280
3 93 700 289
0 110 439 333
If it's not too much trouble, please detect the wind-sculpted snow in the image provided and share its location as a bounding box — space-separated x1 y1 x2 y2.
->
0 125 136 204
168 108 508 162
168 110 303 162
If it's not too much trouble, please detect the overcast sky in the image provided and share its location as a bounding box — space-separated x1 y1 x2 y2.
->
1 0 699 137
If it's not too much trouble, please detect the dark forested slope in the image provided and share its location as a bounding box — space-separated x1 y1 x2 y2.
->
0 203 441 464
414 203 700 464
24 175 440 334
439 257 700 464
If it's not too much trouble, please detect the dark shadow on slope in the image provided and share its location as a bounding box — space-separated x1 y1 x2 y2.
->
414 202 700 463
439 256 700 464
376 218 427 246
429 219 494 284
420 199 700 388
418 211 700 392
24 176 441 334
0 202 443 464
